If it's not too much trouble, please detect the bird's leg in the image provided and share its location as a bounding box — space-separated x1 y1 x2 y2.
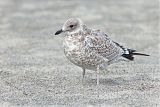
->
82 68 86 83
96 65 100 85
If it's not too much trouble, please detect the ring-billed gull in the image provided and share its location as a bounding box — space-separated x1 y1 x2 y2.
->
55 18 149 85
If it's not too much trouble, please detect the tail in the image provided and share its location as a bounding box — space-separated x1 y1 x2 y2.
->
122 49 149 61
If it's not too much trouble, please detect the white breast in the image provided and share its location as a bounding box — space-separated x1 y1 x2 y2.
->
63 40 77 51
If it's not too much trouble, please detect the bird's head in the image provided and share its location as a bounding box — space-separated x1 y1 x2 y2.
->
55 18 83 35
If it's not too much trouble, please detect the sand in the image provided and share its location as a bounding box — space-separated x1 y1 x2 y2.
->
0 0 159 107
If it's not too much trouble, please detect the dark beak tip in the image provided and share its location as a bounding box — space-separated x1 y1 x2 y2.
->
55 32 59 35
55 29 63 35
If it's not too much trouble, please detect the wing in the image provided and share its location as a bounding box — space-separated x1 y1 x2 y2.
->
84 30 124 61
113 41 136 54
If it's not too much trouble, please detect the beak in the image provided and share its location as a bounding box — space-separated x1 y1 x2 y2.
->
55 29 63 35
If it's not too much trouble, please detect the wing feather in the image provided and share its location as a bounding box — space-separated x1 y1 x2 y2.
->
84 30 124 61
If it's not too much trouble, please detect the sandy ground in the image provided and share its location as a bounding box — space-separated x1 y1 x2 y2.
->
0 0 159 107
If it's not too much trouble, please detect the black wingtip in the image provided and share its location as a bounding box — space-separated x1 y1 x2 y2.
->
122 50 149 61
132 52 150 56
122 54 134 61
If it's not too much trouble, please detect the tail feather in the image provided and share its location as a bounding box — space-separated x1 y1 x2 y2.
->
113 41 149 61
122 49 149 61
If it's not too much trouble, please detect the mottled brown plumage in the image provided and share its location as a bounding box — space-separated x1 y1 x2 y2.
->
55 18 149 85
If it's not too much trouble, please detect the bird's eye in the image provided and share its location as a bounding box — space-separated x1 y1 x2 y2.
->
69 25 74 28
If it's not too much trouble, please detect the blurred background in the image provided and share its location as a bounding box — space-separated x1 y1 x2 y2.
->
0 0 159 106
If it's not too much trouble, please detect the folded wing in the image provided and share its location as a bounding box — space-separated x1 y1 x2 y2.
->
84 30 124 61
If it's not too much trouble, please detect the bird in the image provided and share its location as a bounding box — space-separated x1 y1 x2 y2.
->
55 18 149 85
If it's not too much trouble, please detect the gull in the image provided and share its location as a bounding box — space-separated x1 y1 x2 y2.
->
55 18 149 85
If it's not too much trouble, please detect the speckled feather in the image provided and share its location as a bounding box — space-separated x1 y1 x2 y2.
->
55 18 149 84
63 25 124 70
